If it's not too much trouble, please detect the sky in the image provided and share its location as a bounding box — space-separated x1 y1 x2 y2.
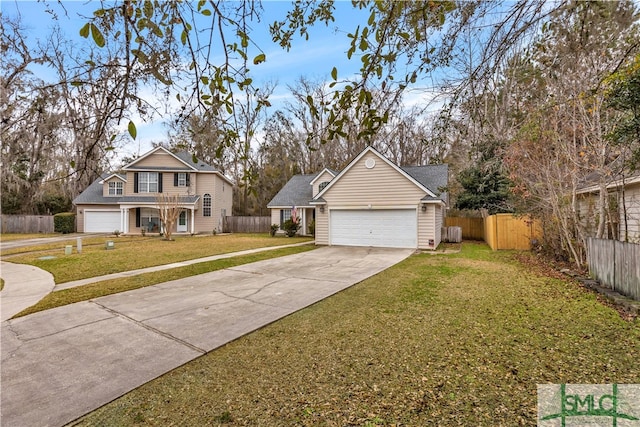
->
3 0 403 157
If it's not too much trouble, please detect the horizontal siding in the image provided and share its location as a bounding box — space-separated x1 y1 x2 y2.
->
132 152 188 168
312 171 334 197
418 204 436 249
323 154 425 207
621 183 640 242
315 208 329 245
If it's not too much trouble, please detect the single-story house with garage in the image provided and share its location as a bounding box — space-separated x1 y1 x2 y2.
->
73 146 233 234
267 146 448 249
576 171 640 242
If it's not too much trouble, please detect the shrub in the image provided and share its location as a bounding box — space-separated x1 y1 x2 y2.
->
270 224 279 237
282 218 300 237
308 219 315 237
54 212 76 234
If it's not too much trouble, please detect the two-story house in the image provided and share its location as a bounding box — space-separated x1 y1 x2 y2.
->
73 146 233 234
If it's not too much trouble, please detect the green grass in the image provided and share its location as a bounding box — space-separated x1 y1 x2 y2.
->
14 245 316 318
6 234 313 284
0 233 61 242
72 242 640 426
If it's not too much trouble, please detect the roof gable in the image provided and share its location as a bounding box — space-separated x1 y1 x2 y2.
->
309 168 337 185
314 146 437 200
123 146 198 171
99 173 127 184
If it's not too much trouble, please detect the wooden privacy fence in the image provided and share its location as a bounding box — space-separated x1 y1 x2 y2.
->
1 215 54 234
445 217 484 240
224 216 271 233
587 238 640 301
483 213 542 250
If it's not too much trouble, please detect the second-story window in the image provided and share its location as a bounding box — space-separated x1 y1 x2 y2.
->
319 181 329 192
108 181 123 195
177 173 187 187
203 194 211 217
138 172 158 193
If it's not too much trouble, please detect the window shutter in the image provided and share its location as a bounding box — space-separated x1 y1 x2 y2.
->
186 173 190 186
134 173 138 193
174 173 178 186
158 173 163 193
280 210 284 227
135 208 141 227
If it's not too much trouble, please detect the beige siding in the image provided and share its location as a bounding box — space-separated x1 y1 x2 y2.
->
418 204 436 249
621 182 640 243
315 207 329 245
102 177 125 198
194 174 217 232
213 174 232 232
323 154 425 207
132 151 188 168
270 209 280 227
312 171 335 197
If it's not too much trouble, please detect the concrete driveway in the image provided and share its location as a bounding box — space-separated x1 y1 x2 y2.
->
1 246 413 427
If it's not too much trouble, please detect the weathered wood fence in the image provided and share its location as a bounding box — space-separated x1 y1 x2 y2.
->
1 215 55 234
445 217 484 240
484 214 542 250
224 216 271 233
587 238 640 301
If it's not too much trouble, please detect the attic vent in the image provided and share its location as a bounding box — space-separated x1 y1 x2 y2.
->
365 158 376 169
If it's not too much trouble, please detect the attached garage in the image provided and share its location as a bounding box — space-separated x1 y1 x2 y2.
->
84 210 121 233
330 209 417 248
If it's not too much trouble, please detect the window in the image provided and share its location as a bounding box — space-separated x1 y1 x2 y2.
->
108 181 123 195
280 209 291 227
319 181 329 192
177 173 187 187
138 172 158 193
203 194 211 217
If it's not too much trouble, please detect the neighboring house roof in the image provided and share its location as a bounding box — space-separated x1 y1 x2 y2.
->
267 174 317 208
576 172 640 194
267 146 449 209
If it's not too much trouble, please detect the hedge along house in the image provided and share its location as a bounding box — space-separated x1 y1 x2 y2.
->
268 146 449 249
73 146 233 234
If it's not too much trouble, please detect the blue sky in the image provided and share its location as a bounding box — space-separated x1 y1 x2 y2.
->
2 1 438 157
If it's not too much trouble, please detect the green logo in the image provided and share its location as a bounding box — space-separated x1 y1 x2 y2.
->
538 384 640 426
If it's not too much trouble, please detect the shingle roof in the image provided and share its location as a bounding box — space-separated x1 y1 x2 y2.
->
267 174 316 207
401 164 449 196
174 151 219 172
73 173 114 205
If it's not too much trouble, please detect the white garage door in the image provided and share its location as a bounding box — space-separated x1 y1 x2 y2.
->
330 209 417 248
85 211 121 233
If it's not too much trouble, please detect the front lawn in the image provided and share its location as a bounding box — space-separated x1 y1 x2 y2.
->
0 233 61 242
6 234 313 284
73 242 640 426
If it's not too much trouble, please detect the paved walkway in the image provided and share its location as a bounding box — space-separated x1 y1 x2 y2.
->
1 246 413 427
0 262 55 322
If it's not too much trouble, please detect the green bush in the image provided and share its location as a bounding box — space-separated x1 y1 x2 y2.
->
54 212 76 234
270 224 279 237
308 219 315 237
282 218 300 237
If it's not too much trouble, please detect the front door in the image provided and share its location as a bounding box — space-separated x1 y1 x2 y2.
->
177 210 188 232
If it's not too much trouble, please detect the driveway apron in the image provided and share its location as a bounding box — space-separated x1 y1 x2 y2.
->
1 246 413 427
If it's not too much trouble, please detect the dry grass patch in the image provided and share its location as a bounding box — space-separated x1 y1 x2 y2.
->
7 234 312 283
73 242 639 426
1 233 61 242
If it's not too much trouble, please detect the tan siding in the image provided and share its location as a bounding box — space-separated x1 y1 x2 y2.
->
102 177 125 198
194 174 217 232
132 152 188 168
323 155 425 207
312 171 334 197
418 204 435 249
213 174 232 232
271 209 280 227
315 207 329 245
621 182 640 242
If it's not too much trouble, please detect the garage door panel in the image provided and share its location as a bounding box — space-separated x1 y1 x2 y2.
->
85 211 121 233
330 209 416 248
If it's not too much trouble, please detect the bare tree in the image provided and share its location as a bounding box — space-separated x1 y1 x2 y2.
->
156 194 183 241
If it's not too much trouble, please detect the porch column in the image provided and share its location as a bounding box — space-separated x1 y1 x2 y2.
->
120 208 126 234
123 208 129 234
191 207 195 234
